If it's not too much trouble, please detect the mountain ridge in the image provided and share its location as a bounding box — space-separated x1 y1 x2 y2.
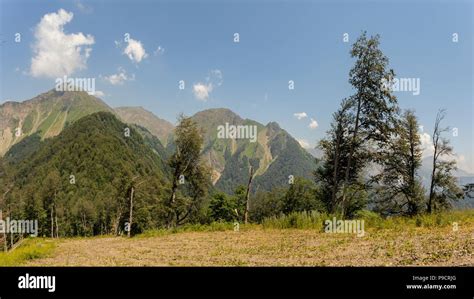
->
1 90 318 194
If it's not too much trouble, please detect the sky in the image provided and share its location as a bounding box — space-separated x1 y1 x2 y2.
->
0 0 473 172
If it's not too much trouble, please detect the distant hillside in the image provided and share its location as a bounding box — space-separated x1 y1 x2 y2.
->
1 112 169 236
305 146 324 159
1 90 318 195
188 108 317 193
114 106 174 146
0 90 112 156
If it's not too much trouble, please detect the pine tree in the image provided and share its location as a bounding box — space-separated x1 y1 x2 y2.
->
341 32 399 216
374 110 425 215
316 99 357 213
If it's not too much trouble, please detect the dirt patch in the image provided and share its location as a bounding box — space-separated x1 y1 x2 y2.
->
26 226 473 266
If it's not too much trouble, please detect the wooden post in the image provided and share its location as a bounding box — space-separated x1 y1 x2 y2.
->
244 166 254 224
128 186 134 237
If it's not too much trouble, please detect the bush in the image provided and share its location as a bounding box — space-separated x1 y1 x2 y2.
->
354 209 384 228
262 211 328 230
208 192 238 222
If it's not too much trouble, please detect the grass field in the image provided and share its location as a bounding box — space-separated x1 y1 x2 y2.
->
1 210 473 266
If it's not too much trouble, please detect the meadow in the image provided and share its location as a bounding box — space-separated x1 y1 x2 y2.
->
1 210 472 266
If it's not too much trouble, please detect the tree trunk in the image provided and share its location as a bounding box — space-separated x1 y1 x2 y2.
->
244 166 254 224
428 129 440 214
331 126 342 212
428 151 437 214
168 169 180 227
342 97 362 216
128 186 134 237
50 206 54 238
113 215 120 236
55 214 59 238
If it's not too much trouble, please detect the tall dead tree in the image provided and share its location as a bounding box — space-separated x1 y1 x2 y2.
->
128 186 134 238
244 166 254 224
427 109 463 213
127 178 145 237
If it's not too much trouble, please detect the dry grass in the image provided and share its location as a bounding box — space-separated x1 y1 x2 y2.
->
24 224 473 266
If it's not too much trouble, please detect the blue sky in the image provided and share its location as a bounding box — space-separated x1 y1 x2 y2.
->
1 0 473 172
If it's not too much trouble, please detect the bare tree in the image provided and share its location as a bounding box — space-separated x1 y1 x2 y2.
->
427 109 463 213
244 166 254 224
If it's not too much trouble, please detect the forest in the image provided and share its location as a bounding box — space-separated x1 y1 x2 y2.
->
0 32 466 242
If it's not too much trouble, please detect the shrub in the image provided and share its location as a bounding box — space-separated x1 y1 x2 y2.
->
262 211 328 230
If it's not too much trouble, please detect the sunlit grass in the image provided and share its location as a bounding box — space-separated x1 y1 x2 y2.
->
259 209 474 230
139 221 259 238
0 238 55 266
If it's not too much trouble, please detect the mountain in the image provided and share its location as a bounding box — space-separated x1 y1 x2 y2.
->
1 112 169 236
114 106 174 146
189 108 317 193
0 90 112 156
306 146 324 159
2 90 318 195
419 156 474 187
416 156 474 209
0 90 174 157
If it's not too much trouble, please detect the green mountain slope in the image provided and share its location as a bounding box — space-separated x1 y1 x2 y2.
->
2 90 318 197
1 112 169 236
0 90 113 156
114 106 174 146
189 108 317 193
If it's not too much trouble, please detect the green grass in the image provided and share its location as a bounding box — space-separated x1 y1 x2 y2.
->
22 112 36 134
138 221 259 238
140 210 474 236
355 209 474 230
0 238 55 266
260 209 474 230
1 210 470 265
262 211 329 230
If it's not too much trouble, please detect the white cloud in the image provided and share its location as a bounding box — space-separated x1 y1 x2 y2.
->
103 68 134 85
419 132 434 158
193 83 213 101
454 154 474 174
90 90 105 97
294 112 307 120
30 9 95 78
75 0 93 13
297 139 311 149
153 46 165 55
309 118 318 129
193 69 223 101
418 132 474 173
123 38 148 63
